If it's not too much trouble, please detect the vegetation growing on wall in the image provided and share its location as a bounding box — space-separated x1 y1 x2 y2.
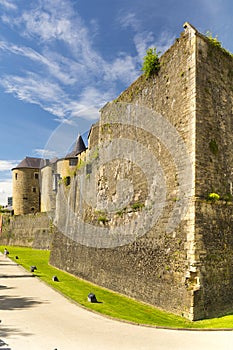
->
0 205 9 213
222 193 233 202
206 31 233 57
209 139 218 155
62 176 71 186
207 192 220 202
141 48 160 78
97 215 109 224
131 202 145 211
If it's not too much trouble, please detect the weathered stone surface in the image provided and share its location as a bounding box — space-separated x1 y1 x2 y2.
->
50 24 197 320
0 212 53 249
50 24 233 321
12 168 40 215
194 201 233 319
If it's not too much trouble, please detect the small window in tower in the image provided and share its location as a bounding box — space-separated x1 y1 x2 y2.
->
31 207 35 212
69 159 78 166
34 173 39 179
32 187 36 193
86 163 92 175
15 173 18 180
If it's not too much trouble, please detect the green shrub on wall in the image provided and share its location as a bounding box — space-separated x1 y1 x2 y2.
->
207 193 220 202
206 31 233 57
62 176 71 186
98 216 109 224
131 202 145 211
206 31 222 49
141 48 160 78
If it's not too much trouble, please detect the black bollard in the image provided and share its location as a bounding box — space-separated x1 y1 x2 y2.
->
87 293 97 303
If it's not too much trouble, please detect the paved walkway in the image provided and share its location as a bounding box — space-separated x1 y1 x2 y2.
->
0 254 232 350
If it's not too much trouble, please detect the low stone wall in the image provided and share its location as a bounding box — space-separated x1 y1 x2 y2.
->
0 212 53 249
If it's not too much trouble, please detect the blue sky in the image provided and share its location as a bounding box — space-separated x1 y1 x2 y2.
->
0 0 233 204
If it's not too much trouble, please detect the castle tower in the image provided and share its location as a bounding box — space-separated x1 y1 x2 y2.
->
65 134 87 159
40 135 87 213
12 157 43 215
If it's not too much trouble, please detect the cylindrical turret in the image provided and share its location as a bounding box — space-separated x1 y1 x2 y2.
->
12 157 42 215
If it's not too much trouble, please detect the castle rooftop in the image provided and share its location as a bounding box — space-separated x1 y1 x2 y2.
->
65 135 87 158
12 156 44 170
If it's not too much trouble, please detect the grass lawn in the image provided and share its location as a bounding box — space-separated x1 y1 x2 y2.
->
1 246 233 329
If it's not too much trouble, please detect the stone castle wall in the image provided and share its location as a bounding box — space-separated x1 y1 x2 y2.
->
50 25 198 320
194 201 233 319
0 212 53 249
195 34 233 197
193 33 233 318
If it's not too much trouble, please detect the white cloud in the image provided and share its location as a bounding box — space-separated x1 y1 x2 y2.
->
118 12 140 31
133 32 155 60
1 73 68 111
155 31 176 55
1 3 169 126
0 0 17 10
20 1 77 43
65 87 112 121
0 41 77 85
0 160 18 171
16 0 102 76
104 55 138 85
0 4 176 128
0 161 17 204
0 72 108 122
118 12 154 60
118 12 175 59
0 1 134 123
0 179 12 205
34 149 58 159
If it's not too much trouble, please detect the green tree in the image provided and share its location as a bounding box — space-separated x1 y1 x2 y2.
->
141 48 160 78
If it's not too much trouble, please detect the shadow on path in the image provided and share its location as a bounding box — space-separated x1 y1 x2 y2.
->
0 275 34 279
0 286 14 291
0 338 11 350
0 325 32 338
0 295 45 310
0 326 33 349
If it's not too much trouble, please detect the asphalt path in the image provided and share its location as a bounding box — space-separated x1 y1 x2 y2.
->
0 254 232 350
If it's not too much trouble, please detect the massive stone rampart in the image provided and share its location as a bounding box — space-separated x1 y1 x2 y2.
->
50 24 198 320
49 23 233 321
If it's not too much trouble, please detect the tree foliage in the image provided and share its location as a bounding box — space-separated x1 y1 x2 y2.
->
141 48 160 78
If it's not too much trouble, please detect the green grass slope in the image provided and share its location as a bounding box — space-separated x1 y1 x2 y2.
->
1 246 233 329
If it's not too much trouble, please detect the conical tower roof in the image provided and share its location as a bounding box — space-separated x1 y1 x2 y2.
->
65 135 87 158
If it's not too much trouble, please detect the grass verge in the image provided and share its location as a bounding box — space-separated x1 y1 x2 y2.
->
1 246 233 329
